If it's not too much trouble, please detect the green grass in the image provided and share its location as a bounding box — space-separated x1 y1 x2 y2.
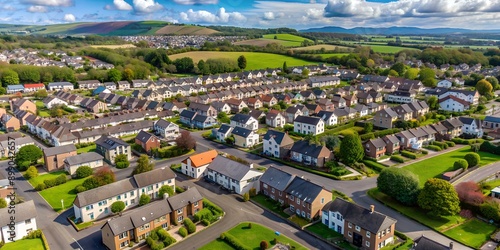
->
306 53 349 59
403 147 500 186
77 145 96 154
199 239 234 250
229 223 307 250
1 238 45 250
364 45 420 53
442 219 496 249
262 34 313 47
39 177 89 212
169 51 315 70
28 171 67 187
288 215 310 227
251 194 290 218
38 111 50 117
35 100 44 108
75 221 94 230
305 223 343 239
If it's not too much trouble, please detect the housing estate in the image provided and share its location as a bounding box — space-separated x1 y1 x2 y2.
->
262 130 295 159
206 155 263 195
95 135 132 164
181 149 218 179
293 115 325 135
64 152 104 175
286 177 332 219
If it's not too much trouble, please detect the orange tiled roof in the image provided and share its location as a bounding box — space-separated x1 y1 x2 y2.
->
185 149 218 168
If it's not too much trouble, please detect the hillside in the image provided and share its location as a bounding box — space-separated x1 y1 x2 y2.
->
155 25 218 35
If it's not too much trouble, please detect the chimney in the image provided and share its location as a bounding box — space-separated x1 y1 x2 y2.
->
449 242 454 250
370 205 375 214
163 193 169 200
249 163 254 168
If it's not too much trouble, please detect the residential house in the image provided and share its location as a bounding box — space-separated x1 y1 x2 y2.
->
64 152 104 175
437 79 453 88
134 131 160 154
411 236 454 250
230 114 258 131
260 95 278 107
0 114 20 131
206 155 263 194
332 95 347 108
262 130 294 159
286 177 332 219
0 200 37 242
438 89 479 105
179 110 217 129
344 94 358 106
214 124 233 142
6 85 24 94
226 98 248 113
43 144 77 172
23 83 45 92
231 126 259 148
285 106 304 123
85 100 108 113
259 167 296 205
373 108 398 129
181 149 218 179
42 96 68 109
316 99 335 111
95 135 132 164
365 138 387 159
153 119 179 139
246 98 263 109
294 116 325 135
117 81 131 90
384 90 416 103
47 82 74 91
132 80 149 88
317 111 338 126
266 110 286 128
211 101 231 114
439 95 470 112
189 102 217 117
104 82 117 90
321 199 397 250
248 109 265 120
459 117 483 138
484 116 500 129
78 80 102 89
440 118 464 140
10 99 37 114
290 140 333 167
381 135 400 155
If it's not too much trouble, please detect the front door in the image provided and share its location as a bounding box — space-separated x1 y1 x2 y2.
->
353 232 362 247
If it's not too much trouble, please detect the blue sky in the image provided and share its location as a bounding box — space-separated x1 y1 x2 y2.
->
1 0 500 29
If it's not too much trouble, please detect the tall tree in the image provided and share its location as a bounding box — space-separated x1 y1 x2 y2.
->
426 96 439 110
476 79 493 96
1 69 20 86
174 57 195 73
390 62 405 76
237 55 247 70
133 154 154 175
282 61 288 73
418 178 460 216
404 68 419 80
175 131 196 151
15 145 42 170
339 132 364 165
107 68 122 82
123 68 134 81
377 168 420 205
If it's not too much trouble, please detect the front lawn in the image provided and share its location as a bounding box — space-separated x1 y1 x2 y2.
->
251 194 290 218
403 147 500 186
288 215 310 227
76 145 96 154
38 111 50 117
28 171 67 187
198 239 234 250
39 177 89 212
305 223 343 240
1 238 45 250
443 219 496 249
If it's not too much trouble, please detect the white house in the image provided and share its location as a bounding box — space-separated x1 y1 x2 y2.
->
47 82 74 91
439 95 470 112
438 89 479 105
214 124 233 142
64 152 104 175
459 117 483 138
293 115 325 135
230 113 259 131
437 79 453 88
42 96 68 109
181 149 218 179
262 130 295 159
206 156 263 195
317 111 338 126
231 126 259 148
154 119 179 139
0 200 37 243
266 111 286 128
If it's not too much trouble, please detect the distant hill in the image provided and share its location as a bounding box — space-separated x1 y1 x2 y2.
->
155 25 218 35
300 26 500 35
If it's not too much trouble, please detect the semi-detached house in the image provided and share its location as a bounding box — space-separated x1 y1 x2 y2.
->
293 115 324 135
206 155 263 195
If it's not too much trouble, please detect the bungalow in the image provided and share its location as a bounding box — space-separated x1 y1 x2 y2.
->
206 155 263 195
259 167 296 204
64 152 104 175
6 85 24 94
47 82 74 91
262 130 294 159
231 126 259 148
135 131 160 154
290 140 333 167
459 117 483 138
230 114 258 131
294 116 325 135
286 177 332 219
266 110 286 128
365 138 386 159
153 119 179 139
181 149 218 179
23 83 45 92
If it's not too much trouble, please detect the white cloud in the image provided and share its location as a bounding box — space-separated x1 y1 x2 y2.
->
27 5 48 13
172 0 218 4
132 0 163 14
1 5 16 11
263 12 274 20
104 0 133 11
180 7 246 23
63 13 75 22
20 0 73 7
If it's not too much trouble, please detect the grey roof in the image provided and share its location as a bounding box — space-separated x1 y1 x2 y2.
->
133 167 176 188
263 130 294 146
249 109 264 119
0 200 37 225
290 140 330 158
441 118 463 129
322 198 397 233
64 152 103 166
231 126 253 138
484 116 500 124
369 138 386 148
135 130 157 144
217 124 233 134
294 115 322 125
193 114 211 123
285 177 328 204
43 144 77 156
207 155 255 181
459 116 481 127
48 82 73 87
413 235 451 250
382 134 399 144
155 119 175 129
167 187 203 211
180 110 197 120
74 178 137 207
95 135 128 150
408 128 427 137
430 122 447 132
231 113 253 124
259 167 295 192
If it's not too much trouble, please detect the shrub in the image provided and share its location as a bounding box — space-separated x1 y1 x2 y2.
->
425 145 442 151
24 166 38 179
43 178 57 188
56 174 67 185
446 141 455 147
222 233 251 250
249 188 257 197
260 240 269 250
201 219 210 226
82 176 100 190
220 233 226 240
159 185 175 198
390 155 405 163
455 181 484 206
110 201 126 213
454 159 468 170
35 183 46 191
183 218 196 234
480 141 500 155
193 208 213 222
243 192 250 202
75 185 86 193
176 186 185 193
481 201 500 222
203 198 223 215
178 227 188 237
139 194 151 206
401 151 417 159
421 149 428 155
362 160 386 172
75 166 93 179
464 153 480 167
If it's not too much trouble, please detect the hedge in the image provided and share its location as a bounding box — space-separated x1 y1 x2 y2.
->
452 138 484 145
43 174 67 188
421 149 428 155
155 146 189 159
480 141 500 155
425 145 442 151
183 218 196 234
432 141 447 149
360 128 401 141
390 155 405 163
362 159 386 172
178 227 188 237
203 198 223 215
193 208 213 222
454 159 468 170
220 233 252 250
201 219 210 226
323 121 355 136
401 151 417 159
464 153 480 167
445 141 455 147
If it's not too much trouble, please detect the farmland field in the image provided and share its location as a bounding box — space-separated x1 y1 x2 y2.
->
155 25 218 35
233 38 286 47
169 51 315 70
90 44 136 49
305 53 350 59
292 44 353 51
261 33 313 47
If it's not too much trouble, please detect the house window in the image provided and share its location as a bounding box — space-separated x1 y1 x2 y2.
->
130 191 134 196
297 199 300 205
194 201 199 207
355 225 361 232
119 231 128 239
120 241 129 248
271 188 275 193
25 219 31 224
366 231 371 238
348 222 352 228
177 216 184 222
348 231 352 237
321 198 325 204
177 209 182 214
366 241 370 247
290 195 294 201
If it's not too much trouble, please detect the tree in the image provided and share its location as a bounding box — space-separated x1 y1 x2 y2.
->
82 177 100 190
476 79 493 96
115 154 130 169
94 167 115 185
322 135 341 150
455 181 484 206
486 77 499 90
133 154 154 175
0 198 6 208
464 153 480 167
241 107 250 114
0 87 5 95
176 131 196 151
418 178 460 216
302 68 310 76
453 159 468 170
480 200 500 222
366 59 375 68
2 69 20 86
404 68 419 80
390 62 405 76
237 55 247 70
144 49 171 69
363 122 373 133
15 145 42 169
282 61 289 73
260 240 269 250
108 68 122 82
174 57 195 73
426 96 438 110
75 166 93 179
110 201 125 214
339 132 364 165
243 192 250 202
24 166 38 180
33 89 48 99
123 68 134 81
159 185 174 198
388 69 399 77
377 168 420 205
217 112 230 123
139 193 151 206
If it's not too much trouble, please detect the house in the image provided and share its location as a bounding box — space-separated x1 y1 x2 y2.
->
438 89 479 105
321 199 397 250
135 131 160 154
248 109 265 120
437 79 453 88
332 95 347 108
285 177 332 219
382 135 400 155
459 117 483 138
294 116 325 135
117 81 131 90
317 111 338 126
231 126 259 148
285 106 304 123
484 116 500 129
132 80 149 88
211 101 231 114
259 167 295 205
396 130 420 149
0 200 37 242
384 90 416 103
181 149 218 179
206 155 263 195
440 118 464 140
411 235 454 250
64 152 104 175
316 99 335 111
154 119 179 139
266 110 286 128
0 114 20 131
230 114 258 131
214 124 233 142
6 85 24 94
42 96 68 109
246 98 263 109
43 144 77 172
100 187 203 250
290 140 333 167
260 95 278 107
439 95 470 112
78 80 102 89
92 86 111 96
47 82 74 91
73 167 176 222
23 83 45 92
304 104 323 115
95 135 132 164
365 138 387 159
179 110 217 129
225 98 248 113
373 108 398 129
262 130 294 159
10 99 37 114
189 102 217 117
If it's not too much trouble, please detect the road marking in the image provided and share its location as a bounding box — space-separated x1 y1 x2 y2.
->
72 238 84 250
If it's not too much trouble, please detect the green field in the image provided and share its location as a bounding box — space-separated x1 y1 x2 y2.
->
306 53 349 59
200 222 307 250
77 145 96 154
363 45 420 53
292 44 352 51
1 238 45 250
28 171 67 187
169 51 315 70
39 177 89 211
403 147 500 186
443 219 496 249
262 33 313 47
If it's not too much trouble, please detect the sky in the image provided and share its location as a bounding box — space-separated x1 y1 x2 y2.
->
1 0 500 29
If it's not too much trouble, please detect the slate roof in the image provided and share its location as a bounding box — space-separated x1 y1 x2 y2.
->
248 109 264 119
64 152 103 166
484 116 500 124
231 126 253 138
382 134 399 144
441 118 463 129
317 110 335 120
74 178 137 207
294 115 322 125
95 135 128 150
133 167 176 188
285 177 328 204
167 187 203 211
43 144 76 156
263 130 294 146
413 235 451 250
0 200 37 225
322 198 397 233
260 167 295 191
180 110 197 120
290 140 330 158
135 130 157 144
230 113 253 124
207 156 255 181
217 124 233 134
369 138 386 148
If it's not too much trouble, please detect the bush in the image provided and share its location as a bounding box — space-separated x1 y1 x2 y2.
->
454 159 469 170
56 174 67 185
193 208 213 222
362 159 386 172
75 185 86 193
390 155 405 163
464 153 480 167
82 176 100 190
222 233 251 250
425 145 442 151
75 166 93 178
481 201 500 222
178 227 188 237
249 188 257 197
176 186 185 193
201 219 210 226
401 151 417 159
446 141 455 147
35 183 46 191
243 192 250 202
203 198 223 215
110 201 126 213
24 166 38 179
480 141 500 155
183 218 196 234
139 194 151 206
260 240 269 250
43 178 57 188
421 150 428 155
